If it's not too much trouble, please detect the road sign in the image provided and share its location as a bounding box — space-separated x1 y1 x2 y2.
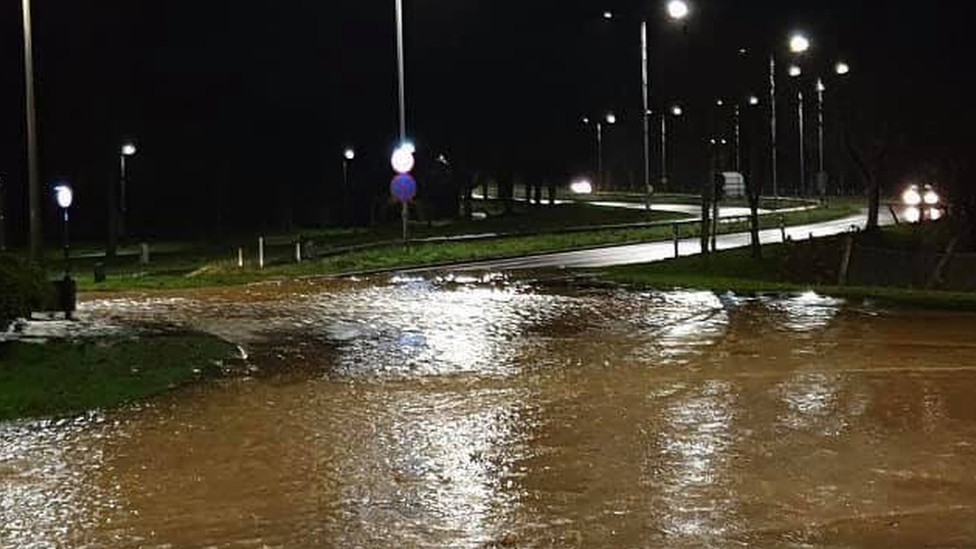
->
391 174 417 204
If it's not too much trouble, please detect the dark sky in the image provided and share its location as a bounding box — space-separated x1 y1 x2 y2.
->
0 1 970 239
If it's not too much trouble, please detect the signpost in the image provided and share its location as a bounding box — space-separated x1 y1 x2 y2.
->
391 144 416 243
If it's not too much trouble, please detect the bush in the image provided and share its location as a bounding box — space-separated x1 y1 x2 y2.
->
0 255 55 330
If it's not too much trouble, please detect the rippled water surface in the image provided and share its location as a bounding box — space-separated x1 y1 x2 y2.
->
3 275 976 548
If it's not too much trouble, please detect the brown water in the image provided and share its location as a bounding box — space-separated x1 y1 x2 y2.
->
3 275 976 548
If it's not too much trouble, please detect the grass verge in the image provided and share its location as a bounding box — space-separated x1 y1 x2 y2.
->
72 202 861 292
0 333 237 422
601 242 976 311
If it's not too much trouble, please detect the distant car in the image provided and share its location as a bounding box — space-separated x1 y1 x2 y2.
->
901 183 943 222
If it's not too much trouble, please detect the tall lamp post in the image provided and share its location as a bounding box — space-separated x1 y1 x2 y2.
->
768 32 810 198
54 183 73 277
119 142 137 240
660 104 683 192
342 147 355 217
788 65 806 196
716 95 761 174
342 147 355 185
392 0 415 243
814 62 851 197
22 0 41 262
606 1 690 210
583 113 617 193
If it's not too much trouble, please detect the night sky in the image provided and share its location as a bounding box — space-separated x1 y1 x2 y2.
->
0 1 969 241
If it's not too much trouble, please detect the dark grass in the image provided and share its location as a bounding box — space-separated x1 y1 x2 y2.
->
0 334 237 421
602 239 976 311
68 202 861 292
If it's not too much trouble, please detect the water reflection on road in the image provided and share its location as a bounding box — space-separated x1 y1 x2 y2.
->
3 275 976 548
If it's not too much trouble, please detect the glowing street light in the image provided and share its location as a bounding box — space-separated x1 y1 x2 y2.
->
835 61 851 75
391 143 415 175
53 182 73 277
603 11 613 20
343 148 355 161
748 95 760 106
789 33 810 54
788 64 802 77
117 140 138 248
660 103 685 191
605 112 617 125
667 0 690 20
54 183 73 210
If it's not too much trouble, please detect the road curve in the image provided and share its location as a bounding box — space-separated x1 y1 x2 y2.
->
409 212 886 272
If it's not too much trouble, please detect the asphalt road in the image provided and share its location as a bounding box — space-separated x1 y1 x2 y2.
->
412 212 887 272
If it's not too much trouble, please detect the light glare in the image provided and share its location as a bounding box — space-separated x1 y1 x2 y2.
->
391 145 415 174
121 143 137 156
789 33 810 54
788 65 802 77
902 186 922 207
570 179 593 195
667 0 690 21
54 184 73 209
344 148 356 161
835 61 851 75
671 105 684 116
904 206 921 224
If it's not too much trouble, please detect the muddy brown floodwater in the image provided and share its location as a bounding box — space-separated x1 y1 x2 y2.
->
3 274 976 548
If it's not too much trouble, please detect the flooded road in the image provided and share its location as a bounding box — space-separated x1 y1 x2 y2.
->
3 275 976 548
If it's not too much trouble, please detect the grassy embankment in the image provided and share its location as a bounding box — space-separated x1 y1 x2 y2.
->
0 334 237 422
56 200 859 292
601 223 976 310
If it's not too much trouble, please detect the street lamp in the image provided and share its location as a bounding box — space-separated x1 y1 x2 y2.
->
787 63 806 196
666 0 690 20
391 143 416 174
583 112 617 193
766 32 812 198
660 104 684 192
625 1 691 208
54 182 73 277
789 33 811 54
342 147 355 218
119 141 137 240
835 61 851 75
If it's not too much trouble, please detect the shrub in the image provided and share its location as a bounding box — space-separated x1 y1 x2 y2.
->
0 255 55 330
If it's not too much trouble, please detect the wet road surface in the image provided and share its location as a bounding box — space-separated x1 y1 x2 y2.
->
3 276 976 548
419 213 877 272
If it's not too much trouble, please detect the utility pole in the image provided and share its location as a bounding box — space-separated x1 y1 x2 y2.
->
596 121 604 192
641 21 652 210
769 55 778 198
798 90 805 196
817 78 825 174
22 0 42 263
660 114 668 192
